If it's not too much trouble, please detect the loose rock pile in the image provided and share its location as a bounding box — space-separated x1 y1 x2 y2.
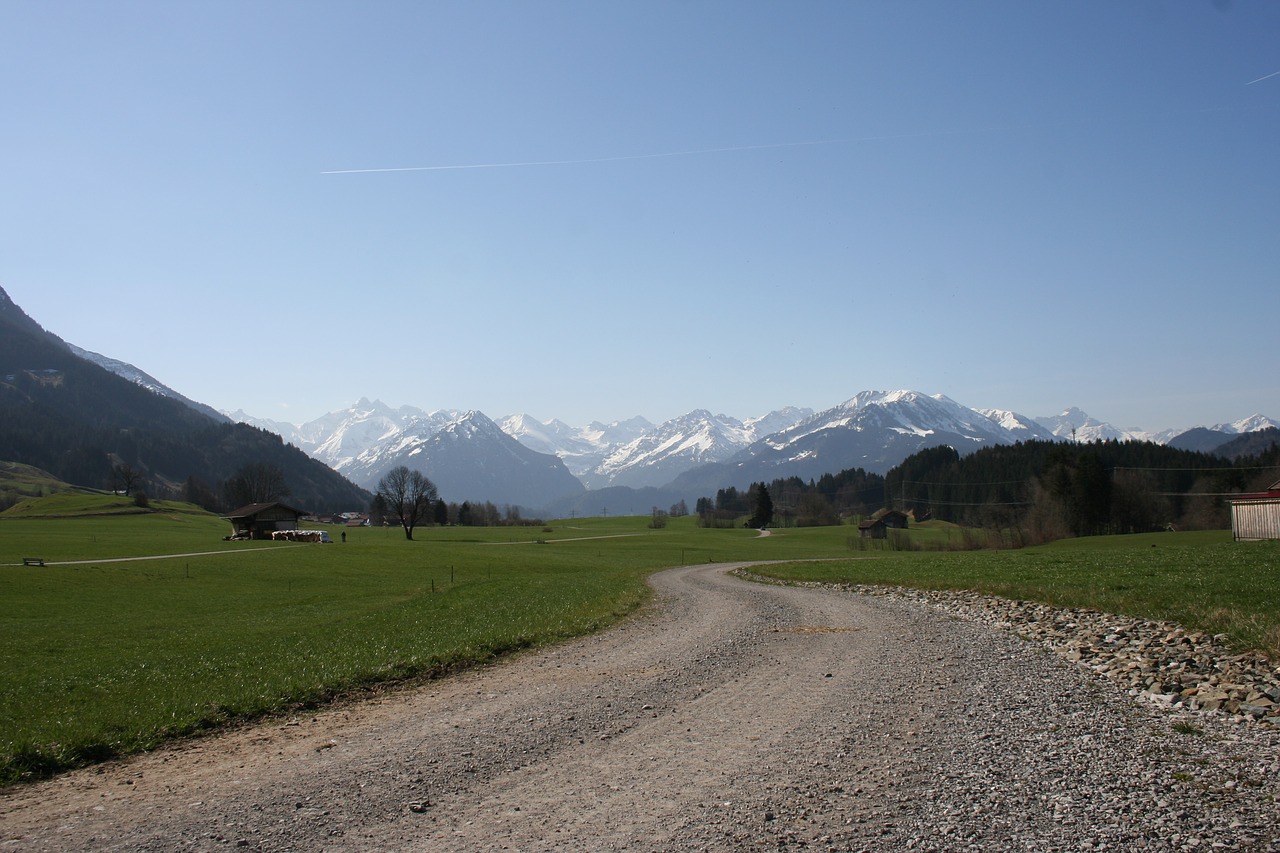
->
832 582 1280 727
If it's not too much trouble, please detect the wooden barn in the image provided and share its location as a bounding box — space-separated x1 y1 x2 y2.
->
222 501 309 540
857 509 910 539
1229 480 1280 542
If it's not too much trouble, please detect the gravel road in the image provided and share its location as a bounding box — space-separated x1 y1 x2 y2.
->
2 562 1277 852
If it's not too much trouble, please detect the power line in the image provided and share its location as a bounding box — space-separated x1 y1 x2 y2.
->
1113 465 1280 473
906 498 1032 507
898 479 1028 487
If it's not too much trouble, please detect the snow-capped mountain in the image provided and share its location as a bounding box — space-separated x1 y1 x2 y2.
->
582 407 814 490
778 389 1054 456
1032 407 1148 443
745 406 815 439
496 414 655 479
668 391 1059 494
232 399 458 468
1166 414 1280 454
1211 414 1279 435
231 391 1277 511
591 410 751 490
68 344 231 423
340 410 584 507
1033 408 1279 448
310 401 459 471
976 407 1059 436
764 391 1053 448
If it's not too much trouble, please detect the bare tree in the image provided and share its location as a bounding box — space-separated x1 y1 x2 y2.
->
224 462 290 508
376 466 439 540
110 463 143 496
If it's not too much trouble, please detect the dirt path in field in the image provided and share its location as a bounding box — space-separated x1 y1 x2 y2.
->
1 562 1277 851
18 545 293 566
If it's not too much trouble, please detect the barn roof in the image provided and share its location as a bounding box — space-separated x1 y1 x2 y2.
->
1223 481 1280 502
222 501 308 520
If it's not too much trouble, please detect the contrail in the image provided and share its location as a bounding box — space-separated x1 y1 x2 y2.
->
1246 69 1280 85
320 131 971 175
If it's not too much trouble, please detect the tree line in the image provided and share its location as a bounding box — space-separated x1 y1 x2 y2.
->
695 466 887 528
680 437 1279 542
883 438 1280 540
371 465 545 539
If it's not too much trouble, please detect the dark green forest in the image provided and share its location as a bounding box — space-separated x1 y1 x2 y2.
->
885 438 1280 539
695 438 1279 542
0 296 369 513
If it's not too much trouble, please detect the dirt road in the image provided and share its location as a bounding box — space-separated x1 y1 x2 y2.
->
2 563 1277 851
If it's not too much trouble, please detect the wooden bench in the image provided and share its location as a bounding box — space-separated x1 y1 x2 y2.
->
22 557 44 566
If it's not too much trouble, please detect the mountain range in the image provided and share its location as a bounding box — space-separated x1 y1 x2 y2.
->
2 284 1273 517
230 392 1275 515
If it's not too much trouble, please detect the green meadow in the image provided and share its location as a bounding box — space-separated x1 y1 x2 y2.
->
1 501 1276 784
754 526 1280 659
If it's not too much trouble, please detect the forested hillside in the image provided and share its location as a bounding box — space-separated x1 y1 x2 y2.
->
883 439 1280 538
0 290 369 513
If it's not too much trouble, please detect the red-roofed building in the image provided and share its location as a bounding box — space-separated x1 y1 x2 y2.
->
1228 480 1280 541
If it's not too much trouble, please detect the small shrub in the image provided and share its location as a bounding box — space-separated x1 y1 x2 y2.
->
887 530 919 551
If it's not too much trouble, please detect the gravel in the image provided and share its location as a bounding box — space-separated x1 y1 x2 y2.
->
1 561 1277 852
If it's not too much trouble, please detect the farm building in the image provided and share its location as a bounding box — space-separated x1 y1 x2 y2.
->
222 501 309 540
1229 480 1280 541
857 509 910 539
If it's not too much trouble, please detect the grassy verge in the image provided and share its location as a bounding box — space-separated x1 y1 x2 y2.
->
751 530 1280 658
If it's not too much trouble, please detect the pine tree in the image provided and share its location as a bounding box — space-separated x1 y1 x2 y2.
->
747 482 774 529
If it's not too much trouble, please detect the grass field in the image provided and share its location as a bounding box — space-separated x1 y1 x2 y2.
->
1 501 1276 784
754 528 1280 658
0 507 823 782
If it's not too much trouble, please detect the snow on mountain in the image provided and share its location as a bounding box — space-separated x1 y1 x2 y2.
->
1033 407 1138 443
497 414 574 456
579 416 656 449
496 409 814 490
744 407 814 440
498 413 658 480
498 414 613 476
771 391 1043 451
232 398 459 468
311 404 453 470
68 343 231 423
586 410 750 490
342 410 584 507
231 391 1277 510
670 390 1061 495
974 407 1056 437
1166 414 1280 454
1211 414 1279 435
227 410 306 444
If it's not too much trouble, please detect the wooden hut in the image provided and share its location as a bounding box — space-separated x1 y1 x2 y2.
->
858 509 910 539
222 501 308 540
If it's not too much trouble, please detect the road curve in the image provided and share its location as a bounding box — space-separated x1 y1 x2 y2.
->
1 562 1276 851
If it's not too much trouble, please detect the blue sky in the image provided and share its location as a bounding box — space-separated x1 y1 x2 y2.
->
3 1 1277 431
